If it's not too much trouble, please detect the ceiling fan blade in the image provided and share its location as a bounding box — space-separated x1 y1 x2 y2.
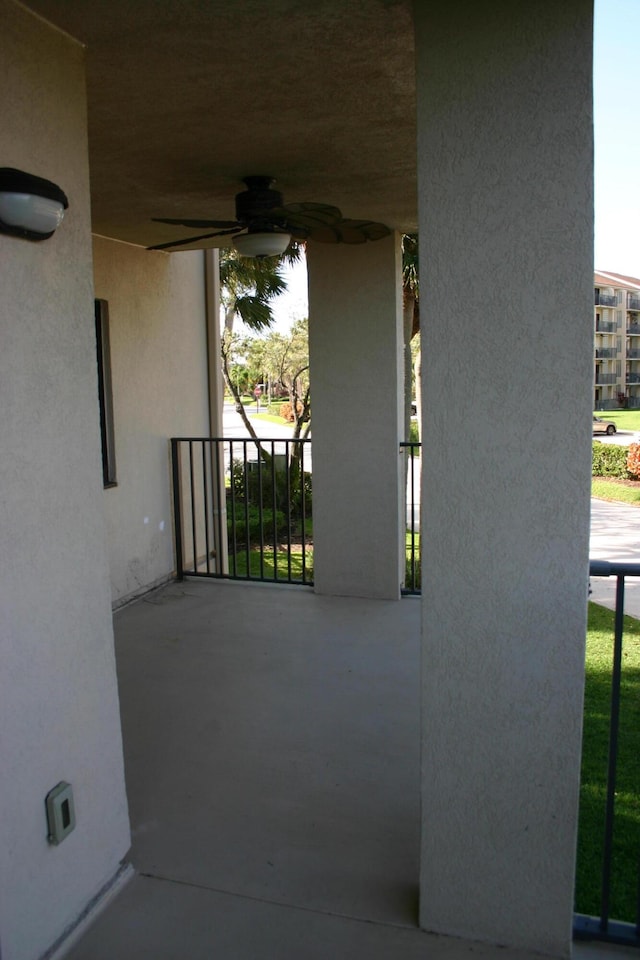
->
306 218 391 245
267 202 343 233
340 219 391 242
147 226 241 251
152 217 240 229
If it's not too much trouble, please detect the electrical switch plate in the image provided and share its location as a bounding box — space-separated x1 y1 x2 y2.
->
46 781 76 845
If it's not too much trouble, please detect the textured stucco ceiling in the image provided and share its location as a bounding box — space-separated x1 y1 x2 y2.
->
23 0 417 249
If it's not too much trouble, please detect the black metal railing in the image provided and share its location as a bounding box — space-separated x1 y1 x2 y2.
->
173 435 423 596
171 437 313 585
596 293 617 307
628 297 640 311
574 560 640 948
401 441 421 595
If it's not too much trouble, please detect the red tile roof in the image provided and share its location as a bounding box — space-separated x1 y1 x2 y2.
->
595 270 640 289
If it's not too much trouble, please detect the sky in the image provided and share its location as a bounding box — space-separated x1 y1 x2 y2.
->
269 0 640 328
593 0 640 276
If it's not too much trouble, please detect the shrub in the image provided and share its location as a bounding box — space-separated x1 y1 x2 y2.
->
227 505 286 544
592 441 631 478
279 401 308 423
627 443 640 480
229 457 312 519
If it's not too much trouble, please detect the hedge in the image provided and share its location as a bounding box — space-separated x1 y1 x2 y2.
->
592 441 632 479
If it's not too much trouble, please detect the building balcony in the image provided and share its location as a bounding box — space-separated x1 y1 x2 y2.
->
58 575 639 959
595 348 617 359
628 324 640 335
596 322 616 333
64 579 428 957
595 373 618 385
628 296 640 310
627 373 640 384
595 293 617 307
628 349 640 359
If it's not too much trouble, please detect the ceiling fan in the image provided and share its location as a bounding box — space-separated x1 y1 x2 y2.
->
147 176 390 257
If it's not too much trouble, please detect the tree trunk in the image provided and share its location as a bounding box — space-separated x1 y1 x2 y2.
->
414 340 422 444
220 334 271 465
403 292 415 445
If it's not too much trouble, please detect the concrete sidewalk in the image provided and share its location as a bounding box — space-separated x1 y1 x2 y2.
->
589 498 640 617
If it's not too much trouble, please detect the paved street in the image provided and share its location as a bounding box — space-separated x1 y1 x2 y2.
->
589 498 640 617
594 428 640 446
222 401 298 440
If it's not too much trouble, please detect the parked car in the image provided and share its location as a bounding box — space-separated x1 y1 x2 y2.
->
593 416 617 436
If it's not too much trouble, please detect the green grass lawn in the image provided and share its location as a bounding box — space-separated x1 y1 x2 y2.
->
227 530 419 589
594 409 640 432
251 412 293 426
592 478 640 505
228 546 313 582
405 529 420 590
575 602 640 923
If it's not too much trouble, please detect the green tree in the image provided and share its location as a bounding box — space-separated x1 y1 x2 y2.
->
246 320 311 488
402 234 420 444
219 245 301 440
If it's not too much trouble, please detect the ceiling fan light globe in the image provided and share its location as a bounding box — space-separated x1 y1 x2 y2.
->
233 231 291 258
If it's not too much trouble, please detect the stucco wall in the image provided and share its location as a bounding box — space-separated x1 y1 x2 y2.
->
415 0 593 955
0 4 130 958
92 240 210 606
308 235 404 599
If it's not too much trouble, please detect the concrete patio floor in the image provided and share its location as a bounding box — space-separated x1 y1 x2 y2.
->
64 580 628 960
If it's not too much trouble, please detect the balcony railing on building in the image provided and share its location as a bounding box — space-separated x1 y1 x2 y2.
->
169 437 640 948
171 436 422 596
596 321 617 334
595 293 617 307
595 348 617 359
574 561 640 949
628 296 640 310
628 324 640 335
596 374 618 385
171 437 313 586
401 440 421 596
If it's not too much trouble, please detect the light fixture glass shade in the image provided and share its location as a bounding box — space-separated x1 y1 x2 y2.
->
0 193 65 234
0 168 69 241
232 231 291 258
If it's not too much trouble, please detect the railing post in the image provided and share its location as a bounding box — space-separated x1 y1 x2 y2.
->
210 438 229 576
600 573 626 932
171 438 184 581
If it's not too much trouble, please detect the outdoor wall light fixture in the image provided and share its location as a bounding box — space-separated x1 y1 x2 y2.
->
232 230 292 259
0 167 68 242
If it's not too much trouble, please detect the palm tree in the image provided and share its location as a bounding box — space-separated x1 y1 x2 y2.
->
220 244 302 439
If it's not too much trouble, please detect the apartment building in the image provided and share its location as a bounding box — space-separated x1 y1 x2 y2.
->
594 270 640 409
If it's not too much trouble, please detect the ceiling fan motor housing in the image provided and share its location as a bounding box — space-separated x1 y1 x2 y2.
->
235 176 283 227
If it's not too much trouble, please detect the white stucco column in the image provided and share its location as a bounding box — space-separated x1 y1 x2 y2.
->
415 1 593 955
307 235 404 599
